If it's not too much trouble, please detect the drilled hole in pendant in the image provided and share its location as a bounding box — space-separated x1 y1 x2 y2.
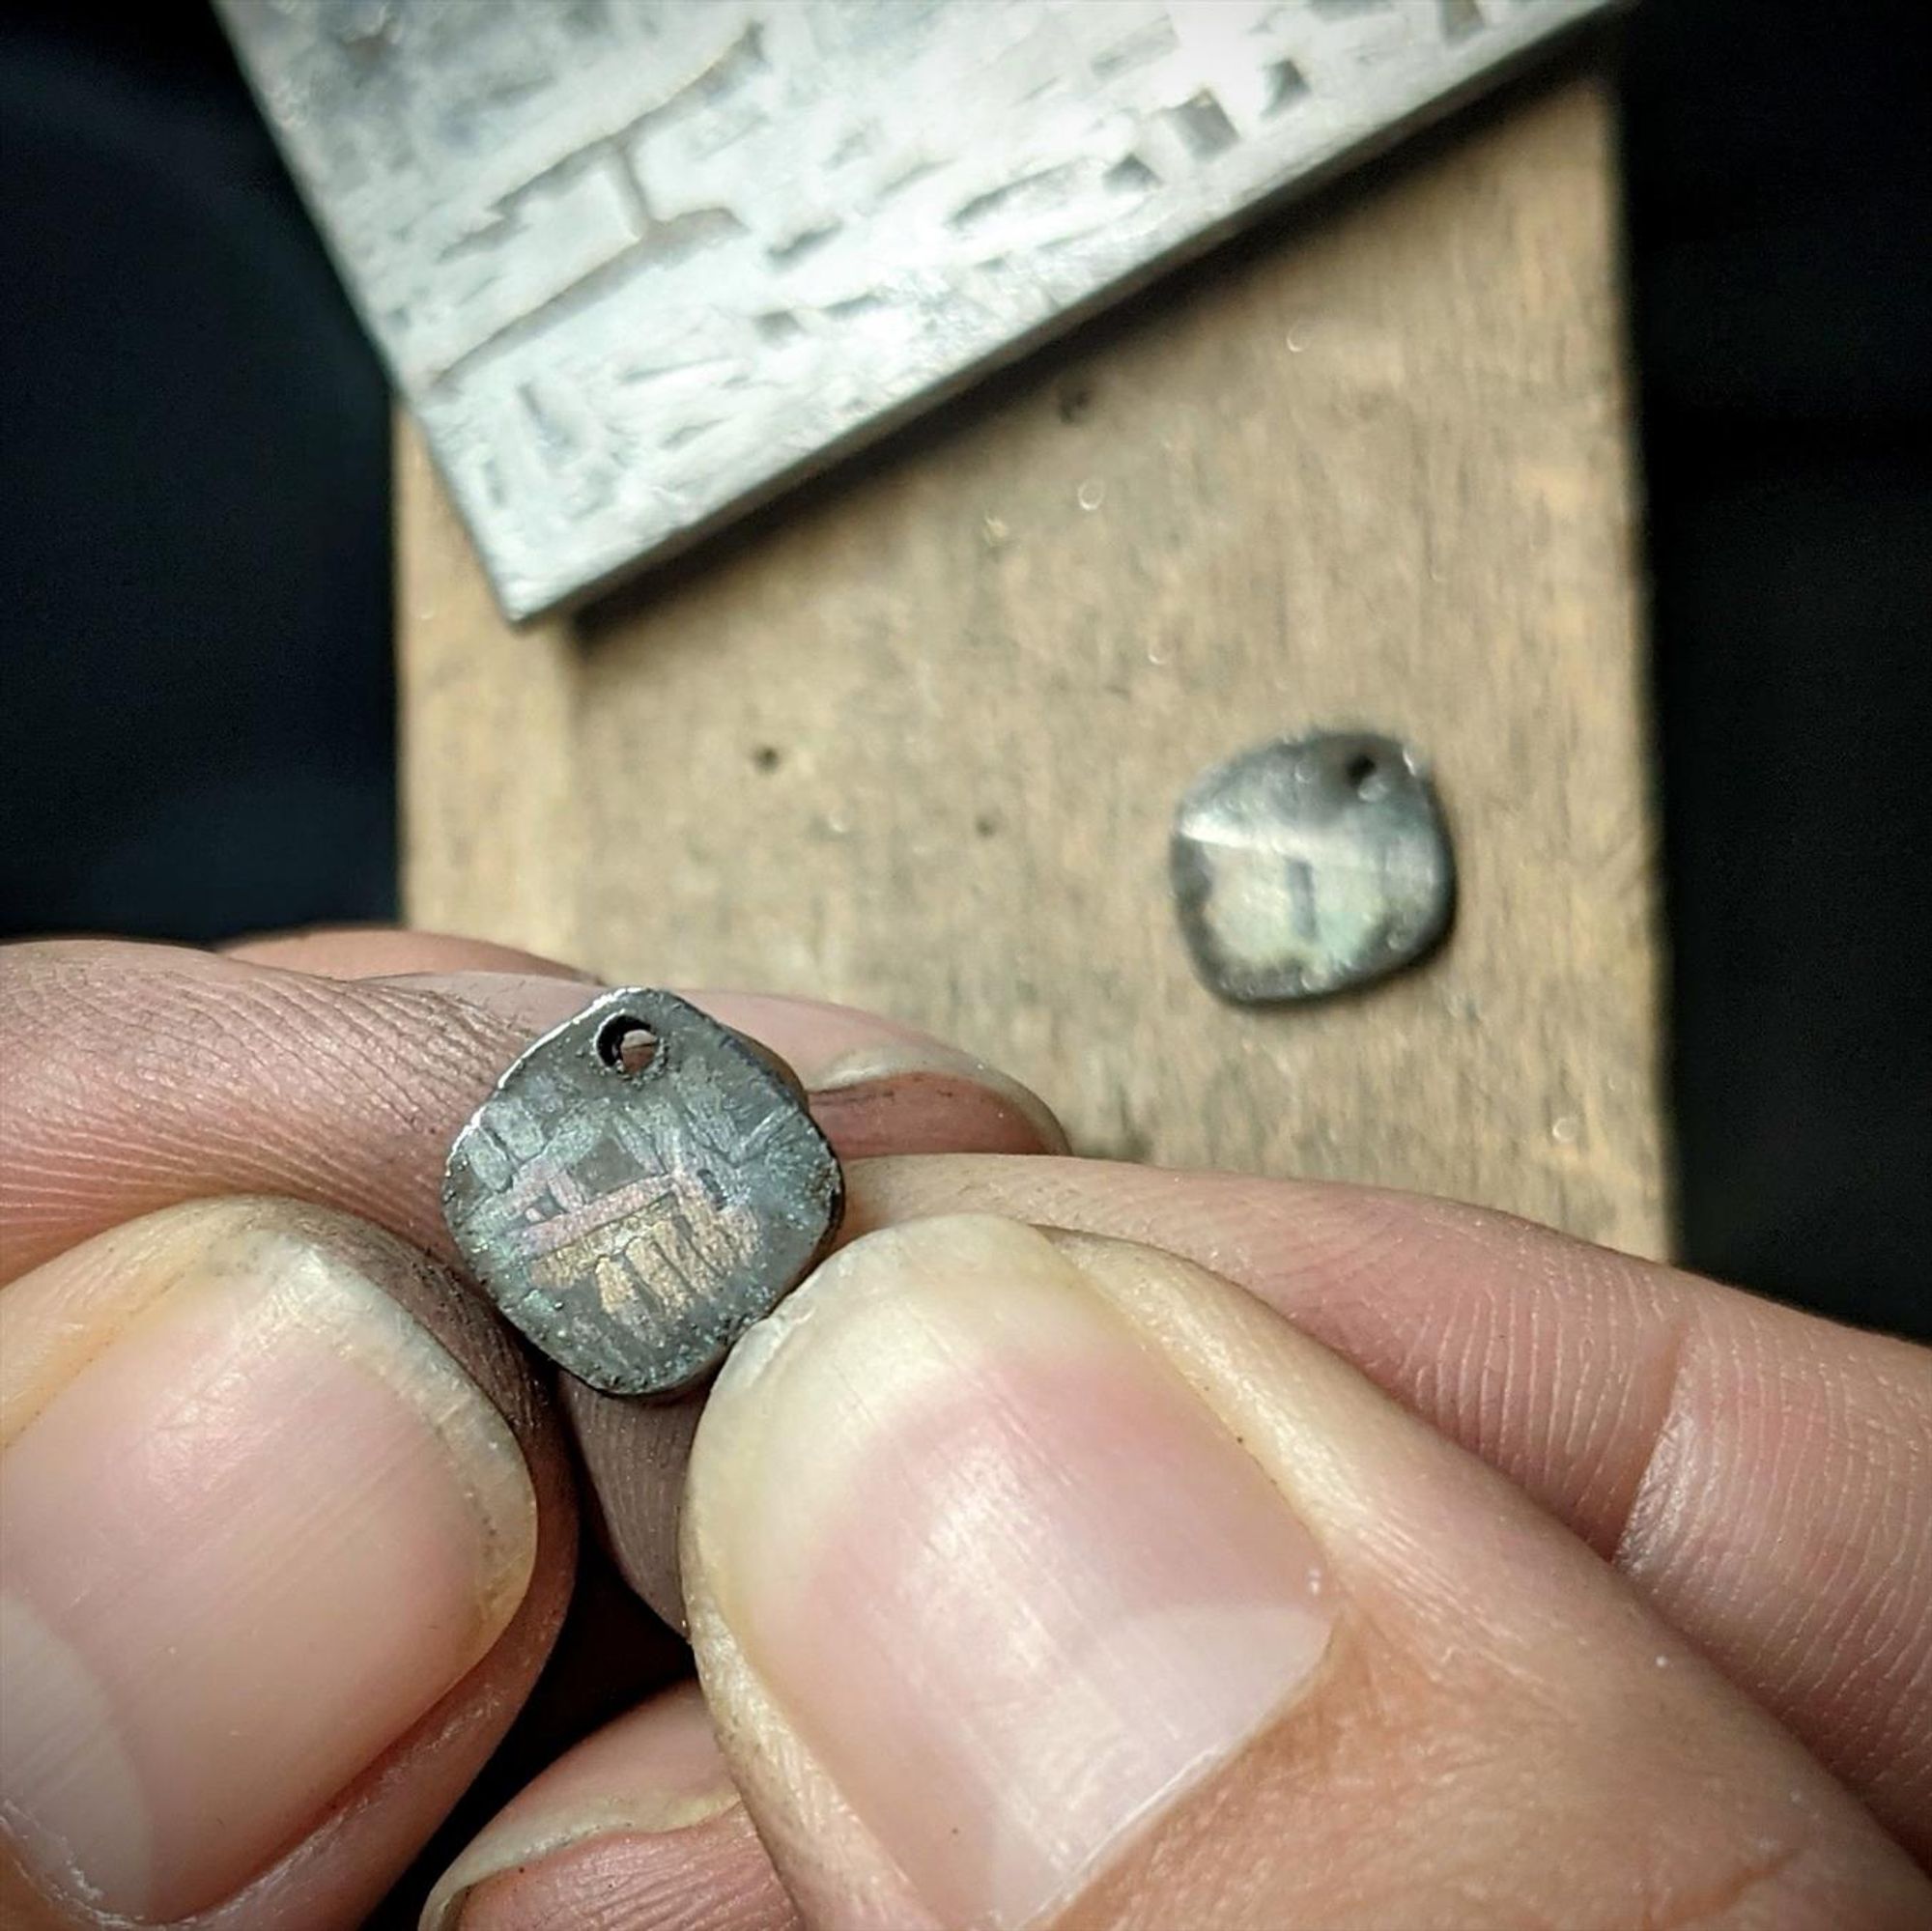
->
596 1016 660 1076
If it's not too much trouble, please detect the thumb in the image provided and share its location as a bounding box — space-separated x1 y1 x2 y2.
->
681 1216 1926 1930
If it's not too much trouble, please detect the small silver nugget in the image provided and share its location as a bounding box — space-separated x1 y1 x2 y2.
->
443 988 842 1397
1171 730 1455 1004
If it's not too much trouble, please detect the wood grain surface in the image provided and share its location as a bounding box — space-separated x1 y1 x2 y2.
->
400 71 1669 1257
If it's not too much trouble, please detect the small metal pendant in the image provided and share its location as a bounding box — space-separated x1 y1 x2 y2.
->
442 988 843 1398
1171 730 1454 1004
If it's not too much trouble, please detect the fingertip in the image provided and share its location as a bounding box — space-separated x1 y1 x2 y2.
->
0 1199 576 1927
810 1043 1069 1156
220 928 598 981
683 1214 1932 1931
422 1687 796 1931
683 1217 1337 1929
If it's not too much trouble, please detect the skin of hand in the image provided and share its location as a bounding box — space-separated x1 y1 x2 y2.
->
0 932 1927 1931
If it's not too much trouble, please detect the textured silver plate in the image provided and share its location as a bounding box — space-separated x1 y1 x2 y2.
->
220 0 1615 619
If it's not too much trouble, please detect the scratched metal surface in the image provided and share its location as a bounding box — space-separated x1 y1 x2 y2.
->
220 0 1616 620
443 988 842 1396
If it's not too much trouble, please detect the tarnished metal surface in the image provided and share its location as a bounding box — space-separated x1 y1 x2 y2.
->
1171 730 1454 1003
219 0 1617 619
443 988 842 1396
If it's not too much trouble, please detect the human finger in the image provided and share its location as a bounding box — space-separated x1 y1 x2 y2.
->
682 1216 1928 1929
0 943 1064 1284
0 1199 576 1929
842 1154 1932 1866
219 926 598 981
0 942 1063 1622
418 1685 795 1931
218 929 1068 1162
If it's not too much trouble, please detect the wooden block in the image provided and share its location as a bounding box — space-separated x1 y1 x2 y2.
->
401 72 1668 1257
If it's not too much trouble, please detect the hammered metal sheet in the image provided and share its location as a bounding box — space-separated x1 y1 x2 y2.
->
442 988 841 1396
220 0 1615 619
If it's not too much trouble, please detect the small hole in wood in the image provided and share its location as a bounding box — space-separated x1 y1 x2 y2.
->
596 1016 660 1075
1346 753 1379 795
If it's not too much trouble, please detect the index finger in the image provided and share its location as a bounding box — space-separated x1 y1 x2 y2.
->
0 940 1063 1283
0 940 1065 1621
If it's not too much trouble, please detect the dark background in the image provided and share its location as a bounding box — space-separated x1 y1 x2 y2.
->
2 2 1927 1340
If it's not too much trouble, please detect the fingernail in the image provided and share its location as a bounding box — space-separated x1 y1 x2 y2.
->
684 1214 1334 1929
808 1042 1069 1154
0 1202 538 1922
419 1689 745 1931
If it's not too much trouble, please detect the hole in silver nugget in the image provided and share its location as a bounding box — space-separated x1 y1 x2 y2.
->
596 1016 660 1076
1345 751 1393 801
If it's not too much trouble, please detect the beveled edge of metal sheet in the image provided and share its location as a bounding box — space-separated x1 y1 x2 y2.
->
1170 728 1456 1006
220 0 1624 621
441 986 843 1398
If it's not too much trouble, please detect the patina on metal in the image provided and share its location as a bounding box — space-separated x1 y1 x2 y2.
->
1171 730 1454 1004
443 987 842 1397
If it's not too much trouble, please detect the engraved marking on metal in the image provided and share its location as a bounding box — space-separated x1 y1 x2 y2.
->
442 987 842 1396
1171 730 1454 1003
217 0 1619 619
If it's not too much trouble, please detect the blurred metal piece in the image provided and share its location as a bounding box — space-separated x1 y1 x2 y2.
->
442 988 842 1397
218 0 1617 620
1172 730 1453 1003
